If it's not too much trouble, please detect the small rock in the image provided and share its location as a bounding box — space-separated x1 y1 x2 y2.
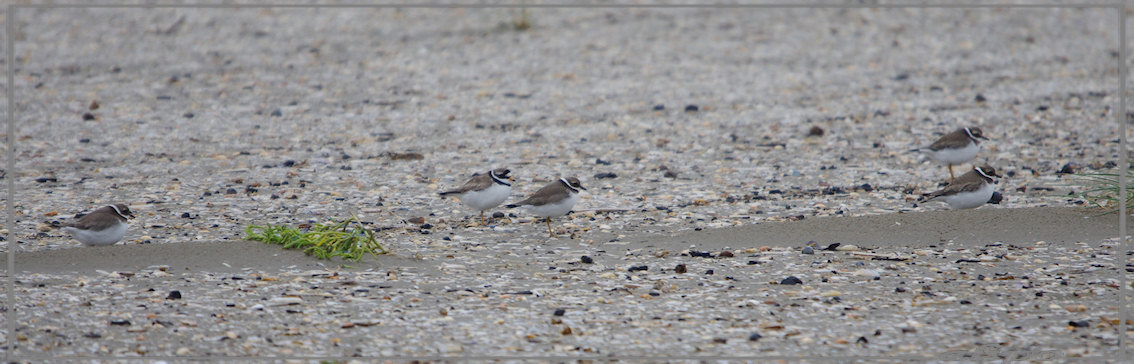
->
674 264 687 274
594 172 618 179
1056 163 1076 174
270 109 283 117
628 265 648 272
109 319 131 326
748 333 762 341
688 250 712 258
684 105 699 112
807 126 824 137
801 246 814 255
580 255 594 264
780 276 803 285
653 104 665 111
595 158 611 165
704 269 714 275
166 290 182 300
664 170 678 179
988 191 1003 204
183 112 194 119
492 211 505 218
1068 320 1090 328
553 308 566 316
718 251 734 258
82 112 96 121
35 177 58 183
974 93 987 102
407 216 426 225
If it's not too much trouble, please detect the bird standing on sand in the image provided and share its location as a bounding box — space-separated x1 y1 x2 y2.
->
506 177 585 237
916 127 989 181
439 168 514 224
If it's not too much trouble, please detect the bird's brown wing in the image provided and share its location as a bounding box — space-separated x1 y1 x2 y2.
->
64 206 123 231
440 173 493 196
927 129 972 151
925 171 986 199
513 181 570 207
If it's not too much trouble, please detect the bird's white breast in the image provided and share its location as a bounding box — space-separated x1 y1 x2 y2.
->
525 193 580 217
927 142 980 165
63 222 128 246
458 183 512 211
940 182 995 209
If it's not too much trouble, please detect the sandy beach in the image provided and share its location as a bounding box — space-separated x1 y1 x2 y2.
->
1 4 1129 362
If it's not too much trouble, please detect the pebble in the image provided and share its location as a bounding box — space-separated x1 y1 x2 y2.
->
801 246 815 255
780 276 803 285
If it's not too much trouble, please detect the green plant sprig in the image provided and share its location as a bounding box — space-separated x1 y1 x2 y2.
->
245 216 388 261
1067 169 1134 214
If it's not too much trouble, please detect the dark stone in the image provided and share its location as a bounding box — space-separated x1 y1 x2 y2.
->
748 333 762 341
675 264 687 274
82 112 96 121
271 109 283 117
594 172 618 179
180 212 191 219
595 158 611 165
780 276 803 285
801 246 814 255
492 211 505 218
1056 163 1076 175
653 104 665 111
688 250 713 258
684 105 699 112
628 265 648 272
1068 320 1089 328
166 290 182 300
183 112 194 118
974 93 987 102
553 308 566 316
109 319 131 326
718 251 734 258
35 177 58 183
282 160 296 167
580 256 594 264
807 126 824 137
225 188 238 194
987 191 1003 204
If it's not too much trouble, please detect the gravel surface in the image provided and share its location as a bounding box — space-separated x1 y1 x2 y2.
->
1 4 1129 361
